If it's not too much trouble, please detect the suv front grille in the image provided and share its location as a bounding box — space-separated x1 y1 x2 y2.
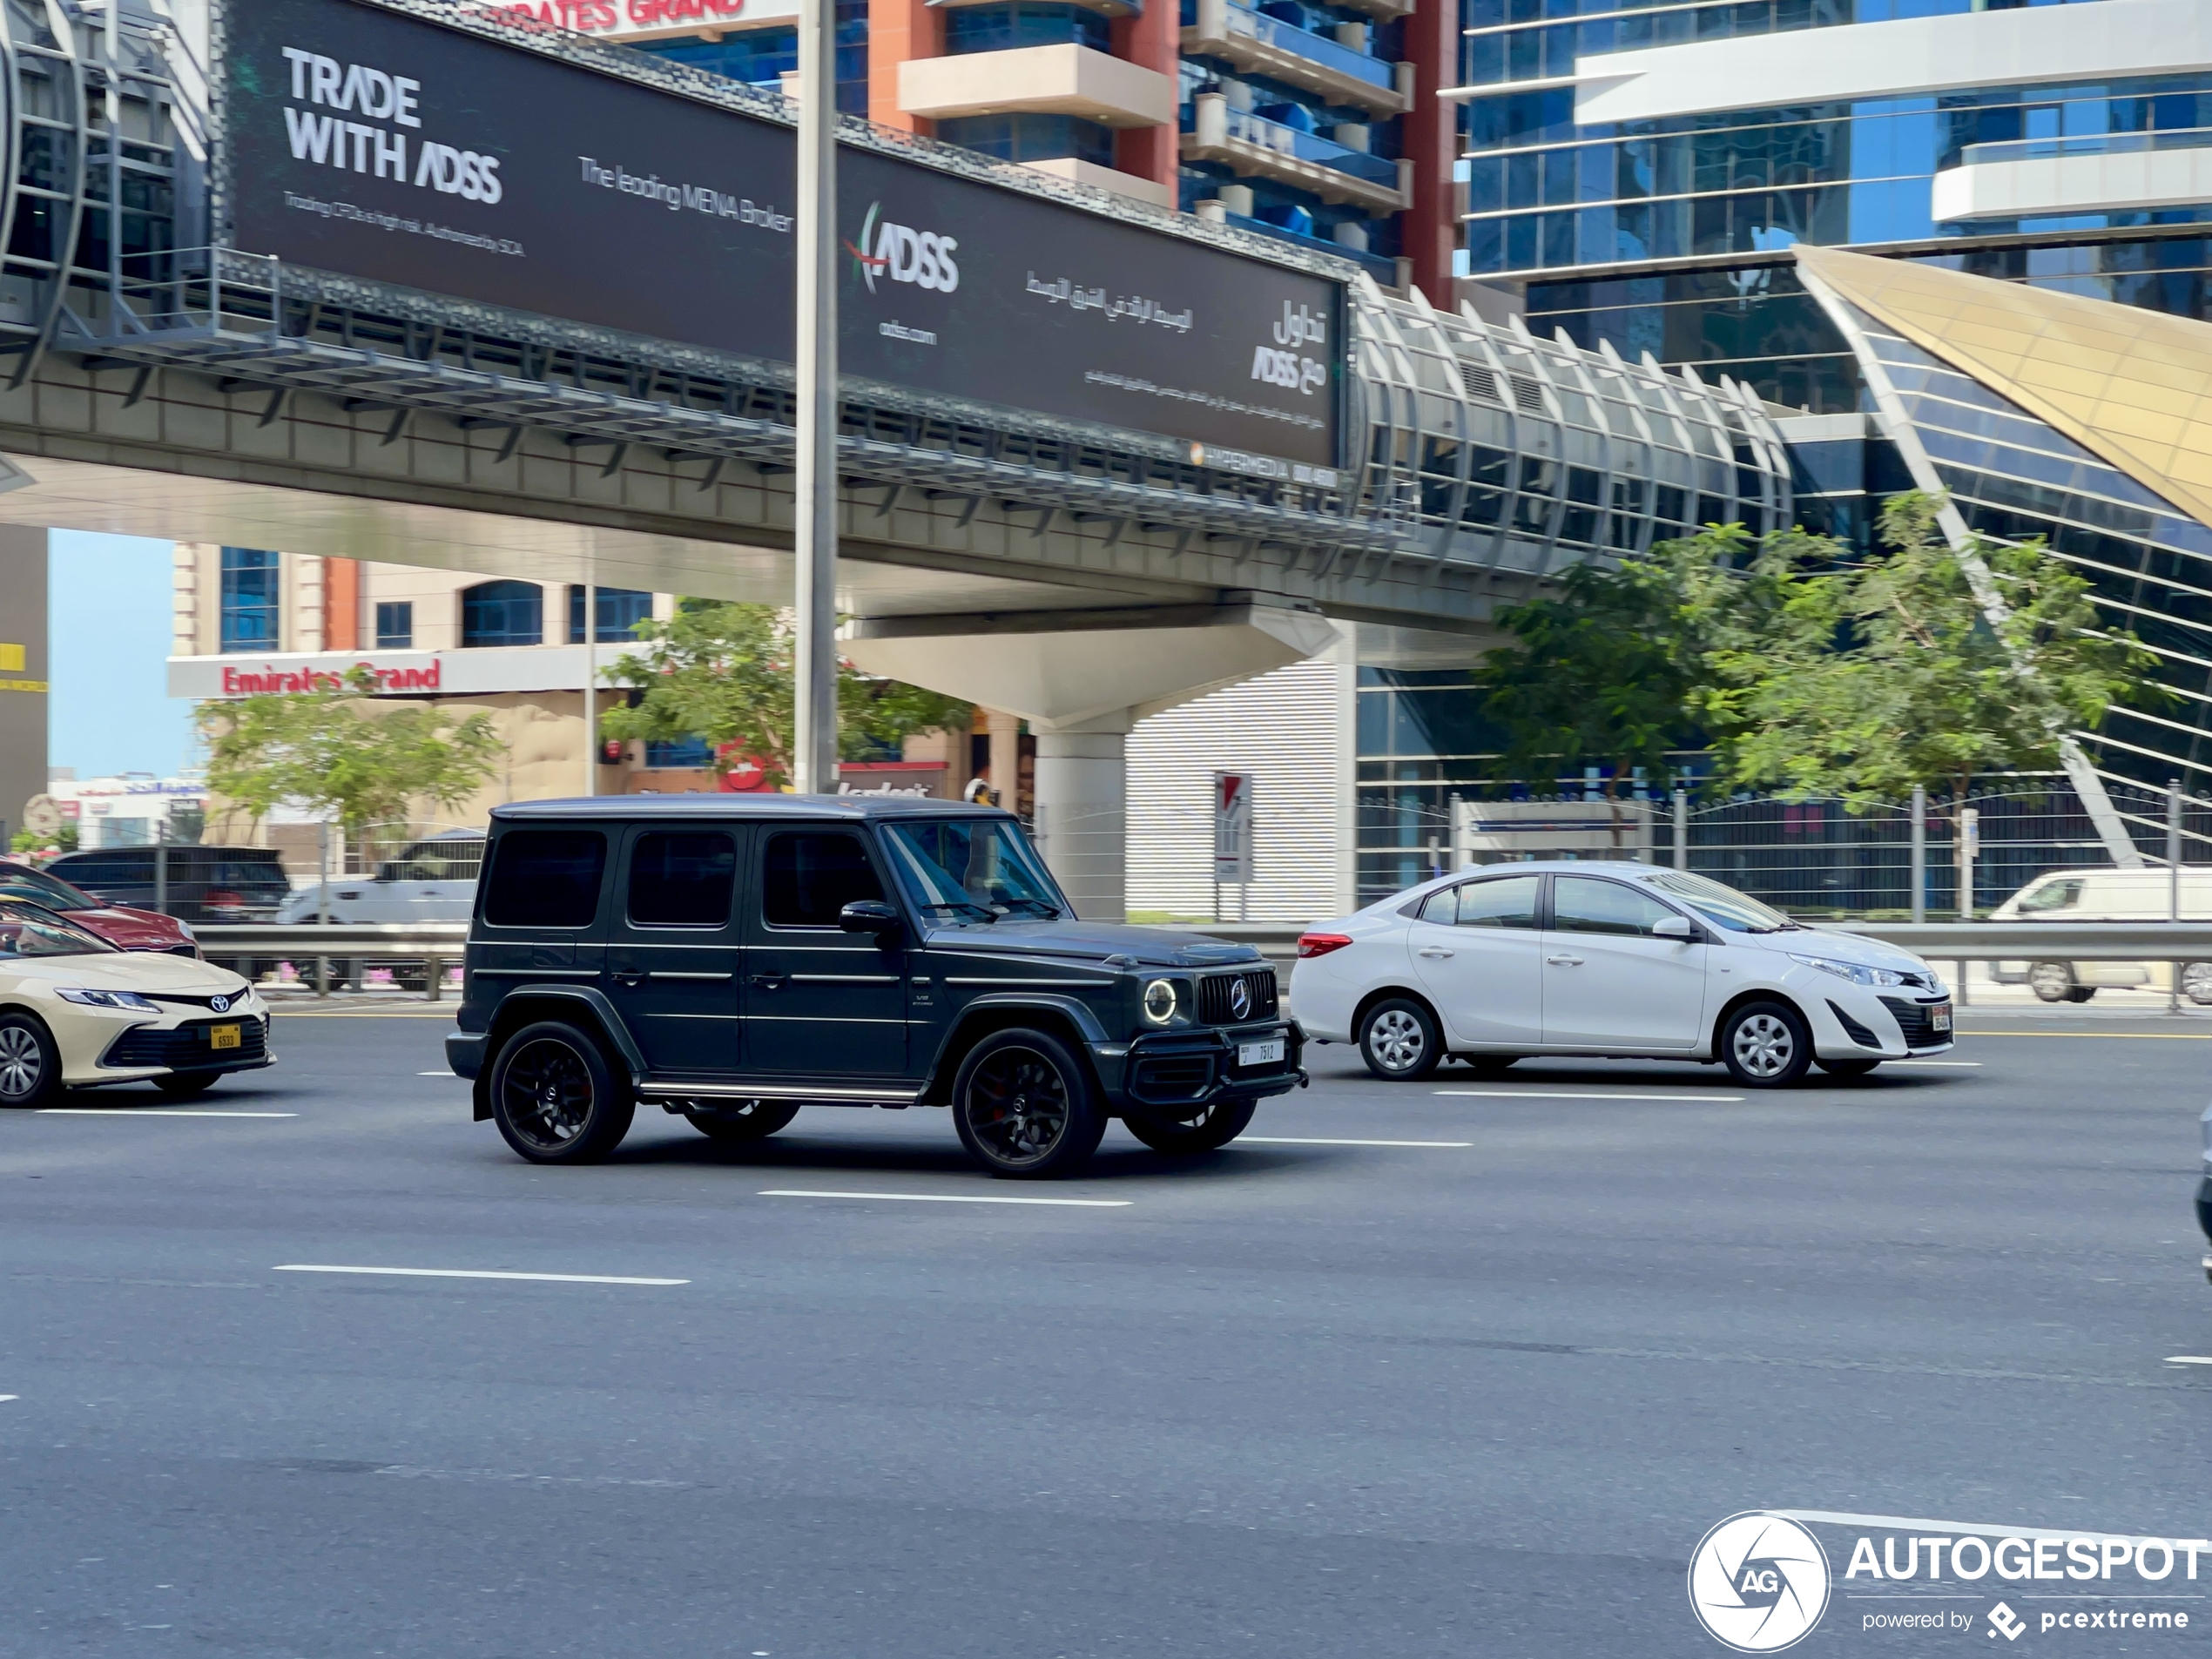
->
1878 996 1949 1050
103 1016 267 1070
1196 970 1278 1026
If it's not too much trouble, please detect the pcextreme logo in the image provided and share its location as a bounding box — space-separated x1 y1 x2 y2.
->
848 202 961 295
1688 1513 1831 1652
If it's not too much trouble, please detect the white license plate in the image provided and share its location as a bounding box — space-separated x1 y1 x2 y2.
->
1238 1038 1285 1068
1930 1004 1952 1033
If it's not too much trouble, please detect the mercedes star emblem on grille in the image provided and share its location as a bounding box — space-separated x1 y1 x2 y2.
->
1228 979 1251 1020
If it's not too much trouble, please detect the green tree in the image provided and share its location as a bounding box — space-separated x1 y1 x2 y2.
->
1696 494 2157 816
196 667 502 848
597 599 971 787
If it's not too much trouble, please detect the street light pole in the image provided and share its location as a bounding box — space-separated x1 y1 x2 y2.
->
791 0 839 796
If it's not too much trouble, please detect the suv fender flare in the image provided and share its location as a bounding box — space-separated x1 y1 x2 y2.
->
477 986 646 1120
921 993 1112 1103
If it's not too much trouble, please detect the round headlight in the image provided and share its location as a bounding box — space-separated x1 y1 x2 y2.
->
1141 978 1177 1024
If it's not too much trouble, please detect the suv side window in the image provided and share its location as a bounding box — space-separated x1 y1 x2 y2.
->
483 830 607 927
629 831 737 927
762 831 884 928
1553 875 1678 937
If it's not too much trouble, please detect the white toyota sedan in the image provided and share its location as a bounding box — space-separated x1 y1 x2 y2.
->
0 900 271 1108
1289 863 1951 1087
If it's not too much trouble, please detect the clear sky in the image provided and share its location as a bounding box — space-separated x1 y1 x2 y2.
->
49 529 197 781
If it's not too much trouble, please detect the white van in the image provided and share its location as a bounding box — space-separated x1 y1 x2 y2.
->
1990 867 2212 1003
276 830 484 925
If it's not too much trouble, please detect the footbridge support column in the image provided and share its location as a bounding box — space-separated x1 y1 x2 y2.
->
843 599 1339 921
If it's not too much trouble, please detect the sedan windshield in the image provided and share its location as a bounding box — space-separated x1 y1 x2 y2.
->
1641 870 1797 934
878 819 1068 921
0 865 97 912
0 900 116 955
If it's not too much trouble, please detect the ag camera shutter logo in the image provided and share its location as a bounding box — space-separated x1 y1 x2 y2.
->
850 203 960 294
1688 1513 1831 1652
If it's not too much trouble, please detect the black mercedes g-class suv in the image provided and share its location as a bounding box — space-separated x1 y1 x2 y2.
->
445 795 1305 1177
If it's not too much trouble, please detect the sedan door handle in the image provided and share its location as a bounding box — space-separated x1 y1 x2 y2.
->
1546 954 1585 967
1417 947 1455 959
748 972 790 992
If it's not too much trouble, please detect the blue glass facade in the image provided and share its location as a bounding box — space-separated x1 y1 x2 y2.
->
218 548 280 653
630 6 871 114
1452 0 2212 412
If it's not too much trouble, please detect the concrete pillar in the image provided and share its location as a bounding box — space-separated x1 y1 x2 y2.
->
986 709 1021 809
1033 712 1131 923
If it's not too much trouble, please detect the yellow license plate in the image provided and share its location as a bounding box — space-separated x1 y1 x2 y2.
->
208 1023 242 1050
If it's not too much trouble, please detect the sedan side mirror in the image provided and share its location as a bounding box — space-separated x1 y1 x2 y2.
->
840 899 902 935
1652 914 1697 941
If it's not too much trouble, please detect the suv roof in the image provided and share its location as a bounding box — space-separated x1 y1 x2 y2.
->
489 794 1012 824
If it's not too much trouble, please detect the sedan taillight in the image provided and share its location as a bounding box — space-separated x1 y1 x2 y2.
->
1297 932 1354 959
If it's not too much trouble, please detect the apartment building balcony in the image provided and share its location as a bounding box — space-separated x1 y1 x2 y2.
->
1180 0 1410 118
1932 127 2212 223
897 43 1175 127
1180 92 1407 212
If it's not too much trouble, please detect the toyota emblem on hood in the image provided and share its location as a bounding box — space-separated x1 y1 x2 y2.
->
209 995 230 1014
1228 979 1251 1020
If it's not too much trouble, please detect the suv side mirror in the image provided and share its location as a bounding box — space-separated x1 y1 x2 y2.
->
840 899 901 934
1652 914 1697 941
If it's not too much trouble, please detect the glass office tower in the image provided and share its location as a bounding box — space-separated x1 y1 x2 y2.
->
1453 0 2212 412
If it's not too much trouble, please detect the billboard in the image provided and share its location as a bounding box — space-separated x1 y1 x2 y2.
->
222 0 1343 470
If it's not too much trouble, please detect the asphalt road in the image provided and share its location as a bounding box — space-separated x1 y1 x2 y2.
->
2 1010 2209 1657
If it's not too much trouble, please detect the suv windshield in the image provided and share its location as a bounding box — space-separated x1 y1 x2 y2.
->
0 865 97 912
879 819 1068 921
1642 870 1797 934
0 900 115 955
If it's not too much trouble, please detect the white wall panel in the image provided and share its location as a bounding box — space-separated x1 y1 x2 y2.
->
1125 655 1351 924
1932 145 2212 222
1572 0 2208 126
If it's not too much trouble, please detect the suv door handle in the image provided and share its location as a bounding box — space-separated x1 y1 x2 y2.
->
1417 947 1454 958
749 972 790 992
613 970 645 988
1546 954 1585 967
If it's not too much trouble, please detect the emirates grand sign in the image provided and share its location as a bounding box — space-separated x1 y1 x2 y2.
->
168 647 597 700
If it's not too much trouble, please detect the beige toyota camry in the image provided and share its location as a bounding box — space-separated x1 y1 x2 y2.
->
0 899 271 1107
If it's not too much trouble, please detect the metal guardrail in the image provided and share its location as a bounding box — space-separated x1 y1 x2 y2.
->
194 922 469 1001
185 920 2212 1005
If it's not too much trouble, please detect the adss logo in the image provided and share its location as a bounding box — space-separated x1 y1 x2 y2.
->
1688 1513 1831 1652
848 203 960 294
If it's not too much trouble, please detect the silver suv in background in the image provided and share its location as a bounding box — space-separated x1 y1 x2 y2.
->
277 830 484 925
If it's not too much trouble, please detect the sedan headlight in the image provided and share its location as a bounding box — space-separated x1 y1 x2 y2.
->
57 987 158 1010
1789 953 1909 988
175 921 196 941
1141 978 1179 1024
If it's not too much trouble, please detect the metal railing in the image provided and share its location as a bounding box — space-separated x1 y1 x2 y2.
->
196 923 467 1001
1217 106 1399 186
1222 1 1394 90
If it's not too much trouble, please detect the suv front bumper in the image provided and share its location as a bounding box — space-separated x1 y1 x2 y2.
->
1095 1021 1305 1116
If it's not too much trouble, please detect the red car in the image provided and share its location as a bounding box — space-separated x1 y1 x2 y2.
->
0 860 198 955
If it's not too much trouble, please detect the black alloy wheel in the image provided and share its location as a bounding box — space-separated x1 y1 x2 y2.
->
686 1101 802 1143
952 1028 1106 1178
1358 997 1441 1082
0 1013 57 1109
1124 1097 1257 1155
489 1022 635 1163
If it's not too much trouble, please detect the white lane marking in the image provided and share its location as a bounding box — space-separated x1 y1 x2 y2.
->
1886 1060 1982 1068
1773 1508 2177 1547
1434 1089 1745 1103
37 1109 298 1118
1241 1135 1474 1148
273 1264 688 1285
0 1394 17 1403
418 1069 461 1077
2165 1355 2212 1366
759 1189 1130 1208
